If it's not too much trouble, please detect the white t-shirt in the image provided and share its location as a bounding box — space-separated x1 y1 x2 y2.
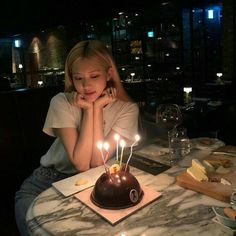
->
40 92 139 174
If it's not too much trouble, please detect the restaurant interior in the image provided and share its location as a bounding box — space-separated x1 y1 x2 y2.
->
1 0 236 235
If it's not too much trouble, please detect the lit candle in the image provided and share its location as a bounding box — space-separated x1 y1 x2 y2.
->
114 134 120 162
125 134 141 171
103 142 110 162
97 141 105 164
119 139 126 167
97 141 109 172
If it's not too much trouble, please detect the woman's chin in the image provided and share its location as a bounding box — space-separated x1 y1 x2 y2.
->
85 96 97 102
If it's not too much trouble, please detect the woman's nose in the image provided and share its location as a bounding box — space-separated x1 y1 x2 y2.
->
82 78 91 88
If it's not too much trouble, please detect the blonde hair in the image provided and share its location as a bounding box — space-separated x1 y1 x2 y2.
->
64 40 131 102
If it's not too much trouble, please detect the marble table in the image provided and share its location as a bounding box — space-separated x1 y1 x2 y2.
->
26 138 232 236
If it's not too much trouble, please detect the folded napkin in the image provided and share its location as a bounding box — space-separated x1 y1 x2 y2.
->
123 154 170 175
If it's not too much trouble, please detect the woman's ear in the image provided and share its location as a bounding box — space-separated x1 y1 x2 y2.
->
107 67 113 80
106 67 114 88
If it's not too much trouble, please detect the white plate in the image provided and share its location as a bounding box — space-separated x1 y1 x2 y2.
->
212 217 236 235
190 137 225 150
52 165 105 197
212 206 236 228
207 100 222 107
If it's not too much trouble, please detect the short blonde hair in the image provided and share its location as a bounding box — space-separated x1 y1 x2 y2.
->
64 40 131 102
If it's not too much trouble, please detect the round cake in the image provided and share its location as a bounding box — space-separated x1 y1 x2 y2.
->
91 164 143 209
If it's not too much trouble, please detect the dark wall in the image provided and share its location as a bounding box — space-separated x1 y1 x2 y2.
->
0 40 12 74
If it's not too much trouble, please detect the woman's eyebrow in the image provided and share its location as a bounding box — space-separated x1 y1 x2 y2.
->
73 69 101 75
89 69 101 73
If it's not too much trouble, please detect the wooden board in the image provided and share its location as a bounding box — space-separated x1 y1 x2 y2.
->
176 146 236 203
215 145 236 153
176 171 235 202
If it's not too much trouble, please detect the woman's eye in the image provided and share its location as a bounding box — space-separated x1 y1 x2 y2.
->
91 75 99 79
74 77 82 81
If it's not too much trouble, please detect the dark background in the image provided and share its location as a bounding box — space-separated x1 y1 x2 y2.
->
0 0 156 36
0 0 217 37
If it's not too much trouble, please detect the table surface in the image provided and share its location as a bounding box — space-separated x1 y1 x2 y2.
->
26 138 233 236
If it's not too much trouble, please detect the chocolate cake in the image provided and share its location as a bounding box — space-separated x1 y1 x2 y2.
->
91 164 143 209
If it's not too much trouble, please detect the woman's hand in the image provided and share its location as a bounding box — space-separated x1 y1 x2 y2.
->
94 87 117 108
70 92 93 110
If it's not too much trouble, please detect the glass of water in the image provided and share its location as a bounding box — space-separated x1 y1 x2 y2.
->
168 127 191 165
230 188 236 210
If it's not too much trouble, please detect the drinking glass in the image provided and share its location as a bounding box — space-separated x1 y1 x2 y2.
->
230 188 236 210
168 127 191 165
156 104 183 130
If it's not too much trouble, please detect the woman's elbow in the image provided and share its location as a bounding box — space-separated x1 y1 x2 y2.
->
90 159 104 168
75 164 90 172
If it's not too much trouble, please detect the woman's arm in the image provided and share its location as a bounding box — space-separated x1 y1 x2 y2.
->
91 88 116 167
54 93 94 172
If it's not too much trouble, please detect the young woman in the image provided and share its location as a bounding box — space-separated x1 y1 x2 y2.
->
15 40 139 235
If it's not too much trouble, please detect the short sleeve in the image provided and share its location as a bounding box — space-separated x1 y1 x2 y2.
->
112 102 139 145
43 93 82 137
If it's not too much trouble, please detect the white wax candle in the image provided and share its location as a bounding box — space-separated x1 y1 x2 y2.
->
125 134 141 171
114 134 120 161
119 139 126 167
97 141 105 164
103 142 110 162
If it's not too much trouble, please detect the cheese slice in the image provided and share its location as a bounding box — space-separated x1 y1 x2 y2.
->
216 165 230 174
187 166 209 182
220 178 231 186
202 160 215 172
192 159 207 174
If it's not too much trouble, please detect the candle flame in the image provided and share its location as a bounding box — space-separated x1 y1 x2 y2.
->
135 134 140 141
103 142 109 151
120 140 126 148
114 134 120 141
97 141 103 149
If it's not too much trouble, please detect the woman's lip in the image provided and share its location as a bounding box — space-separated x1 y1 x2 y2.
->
84 91 96 96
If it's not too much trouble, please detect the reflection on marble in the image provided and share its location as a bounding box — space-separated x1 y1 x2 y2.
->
26 139 231 236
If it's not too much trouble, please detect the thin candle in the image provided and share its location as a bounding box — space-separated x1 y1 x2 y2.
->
114 134 120 162
125 134 140 171
119 140 126 167
97 141 105 165
103 142 110 162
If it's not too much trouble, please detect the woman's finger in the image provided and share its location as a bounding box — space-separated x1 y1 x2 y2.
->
113 87 116 97
106 87 110 95
110 87 116 97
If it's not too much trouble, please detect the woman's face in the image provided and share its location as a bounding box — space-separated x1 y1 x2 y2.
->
71 58 111 102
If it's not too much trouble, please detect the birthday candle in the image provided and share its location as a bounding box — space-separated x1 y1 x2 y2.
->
125 134 140 171
97 141 110 172
103 142 110 162
114 134 120 162
119 139 126 167
97 141 105 164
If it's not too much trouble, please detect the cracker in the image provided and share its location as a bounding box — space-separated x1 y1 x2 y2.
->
75 179 88 186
